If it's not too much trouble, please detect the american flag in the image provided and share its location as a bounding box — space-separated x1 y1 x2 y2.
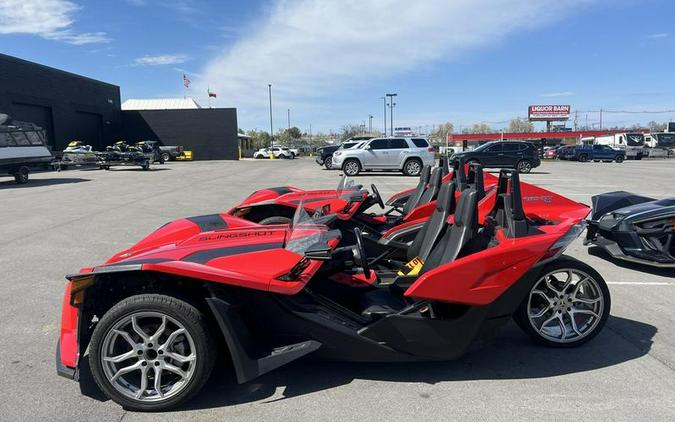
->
183 74 191 88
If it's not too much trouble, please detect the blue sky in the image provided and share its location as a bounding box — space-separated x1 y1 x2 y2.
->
1 0 674 133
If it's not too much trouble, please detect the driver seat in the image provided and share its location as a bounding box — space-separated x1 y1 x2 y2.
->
415 166 443 208
400 165 431 216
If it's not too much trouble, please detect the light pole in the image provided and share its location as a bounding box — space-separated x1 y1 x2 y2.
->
287 108 291 130
386 93 397 136
268 84 273 146
380 97 387 136
368 115 373 133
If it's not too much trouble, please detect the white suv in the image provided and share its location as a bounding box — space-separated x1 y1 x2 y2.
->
331 137 435 176
253 147 294 159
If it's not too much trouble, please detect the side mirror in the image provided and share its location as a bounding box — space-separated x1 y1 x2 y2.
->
304 245 333 260
365 145 371 150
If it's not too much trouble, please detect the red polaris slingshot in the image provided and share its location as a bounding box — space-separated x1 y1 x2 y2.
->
56 169 611 411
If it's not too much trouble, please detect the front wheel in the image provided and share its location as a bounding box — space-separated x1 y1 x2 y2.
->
402 158 423 176
14 166 29 184
161 153 171 162
343 158 361 176
615 155 624 163
516 159 532 174
324 156 333 169
578 154 588 162
514 256 610 347
89 294 216 411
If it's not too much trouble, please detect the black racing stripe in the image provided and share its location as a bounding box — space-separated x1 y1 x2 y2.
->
288 196 338 205
267 186 294 195
181 242 284 264
114 258 172 266
186 214 229 232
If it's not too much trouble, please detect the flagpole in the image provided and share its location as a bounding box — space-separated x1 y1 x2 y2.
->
208 86 211 108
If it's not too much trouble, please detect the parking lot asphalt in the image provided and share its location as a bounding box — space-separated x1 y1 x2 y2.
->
1 158 674 421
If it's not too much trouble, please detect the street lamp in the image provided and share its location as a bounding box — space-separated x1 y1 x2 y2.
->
268 84 273 146
380 97 387 136
386 93 397 136
368 115 373 133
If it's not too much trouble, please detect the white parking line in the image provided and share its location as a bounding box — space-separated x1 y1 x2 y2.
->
606 281 674 286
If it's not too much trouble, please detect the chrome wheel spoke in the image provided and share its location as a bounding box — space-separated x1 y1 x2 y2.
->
538 314 558 333
573 296 600 305
104 349 138 364
557 314 567 339
165 351 196 364
544 275 562 295
532 289 554 304
111 360 142 382
530 303 552 319
113 329 138 348
153 366 164 398
136 365 149 399
148 315 167 344
158 328 186 351
131 315 150 342
571 308 599 319
162 362 188 380
569 311 582 336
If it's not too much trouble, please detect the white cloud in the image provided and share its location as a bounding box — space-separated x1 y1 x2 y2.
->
540 91 575 97
646 33 669 39
198 0 592 112
134 54 189 66
0 0 110 44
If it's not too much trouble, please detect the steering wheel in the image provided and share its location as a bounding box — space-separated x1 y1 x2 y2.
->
353 228 372 279
370 184 385 209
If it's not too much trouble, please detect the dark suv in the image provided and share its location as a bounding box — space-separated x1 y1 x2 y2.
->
315 136 373 169
451 141 541 173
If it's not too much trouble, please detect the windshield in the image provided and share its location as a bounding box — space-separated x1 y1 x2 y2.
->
625 133 645 146
472 141 497 152
336 174 358 192
340 142 358 150
285 202 341 255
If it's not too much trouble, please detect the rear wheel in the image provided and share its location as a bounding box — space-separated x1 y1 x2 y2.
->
14 166 29 184
258 216 292 225
578 154 588 162
324 156 333 169
343 158 361 176
89 294 216 411
514 256 610 347
615 155 624 163
402 158 423 176
516 159 532 174
161 153 171 162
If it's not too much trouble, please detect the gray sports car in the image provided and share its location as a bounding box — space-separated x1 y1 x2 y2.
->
585 191 675 268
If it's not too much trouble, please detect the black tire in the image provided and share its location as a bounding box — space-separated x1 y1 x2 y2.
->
88 294 216 411
516 159 532 174
514 256 610 348
161 153 171 162
142 162 150 171
342 158 361 176
578 154 588 162
258 216 292 225
615 155 624 163
324 156 333 170
14 167 29 184
254 154 263 159
402 158 423 176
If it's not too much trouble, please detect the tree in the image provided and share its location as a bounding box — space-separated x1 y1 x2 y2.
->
648 121 667 132
276 126 303 145
339 124 365 140
508 118 534 133
431 122 454 144
245 129 271 149
470 123 493 134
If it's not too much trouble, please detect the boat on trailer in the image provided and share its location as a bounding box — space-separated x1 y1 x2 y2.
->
0 114 54 184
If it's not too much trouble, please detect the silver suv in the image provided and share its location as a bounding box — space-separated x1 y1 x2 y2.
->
331 137 435 176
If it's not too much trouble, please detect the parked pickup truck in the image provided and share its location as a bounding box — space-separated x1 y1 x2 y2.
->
141 140 184 162
564 144 625 163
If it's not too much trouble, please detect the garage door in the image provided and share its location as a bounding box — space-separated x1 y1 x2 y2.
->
11 102 54 148
71 111 103 151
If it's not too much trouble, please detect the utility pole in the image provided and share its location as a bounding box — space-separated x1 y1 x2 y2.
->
386 93 397 136
268 84 273 146
574 110 578 131
368 115 373 133
287 108 291 130
381 97 387 136
599 108 603 130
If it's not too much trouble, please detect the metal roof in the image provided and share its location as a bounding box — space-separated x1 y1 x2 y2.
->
121 98 202 110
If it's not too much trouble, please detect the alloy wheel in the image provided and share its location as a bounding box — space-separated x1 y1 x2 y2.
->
344 160 359 176
517 160 532 173
526 268 605 344
100 311 197 403
405 160 421 176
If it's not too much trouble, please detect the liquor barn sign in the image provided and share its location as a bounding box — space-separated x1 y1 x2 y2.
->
528 105 571 121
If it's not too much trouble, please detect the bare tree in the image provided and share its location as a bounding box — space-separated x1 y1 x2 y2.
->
431 122 454 144
508 118 534 133
471 123 493 134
